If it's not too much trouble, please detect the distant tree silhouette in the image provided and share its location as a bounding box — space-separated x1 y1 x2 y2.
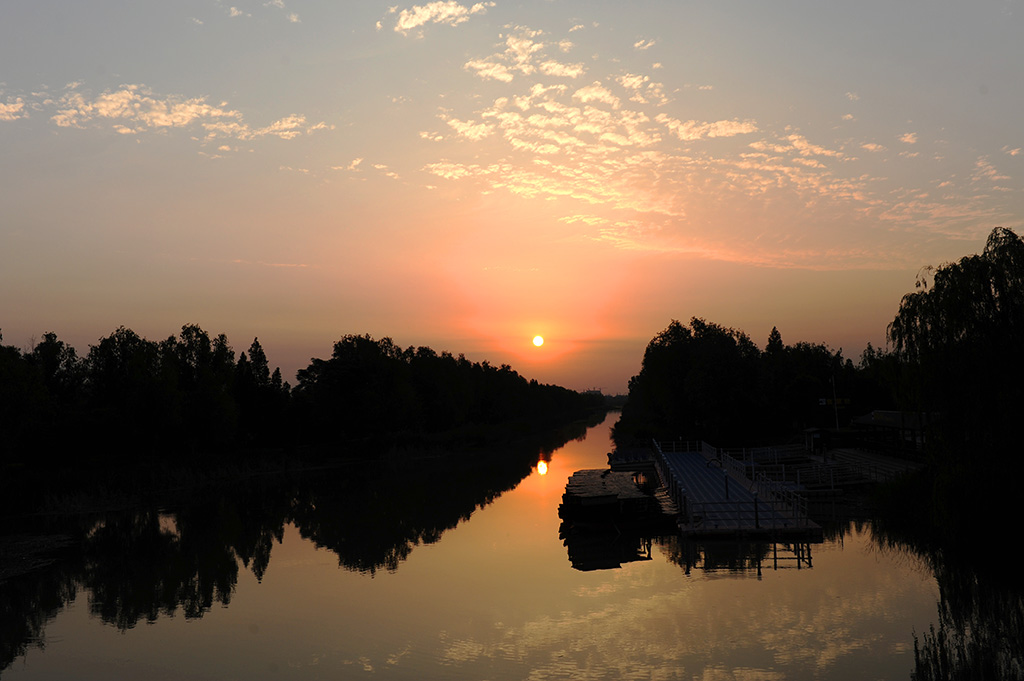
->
294 334 601 446
2 325 599 471
614 317 868 447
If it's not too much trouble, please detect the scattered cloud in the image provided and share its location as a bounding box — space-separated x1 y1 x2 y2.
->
46 83 329 145
899 132 918 144
972 156 1010 185
539 60 586 79
0 97 26 121
463 27 583 83
633 38 656 51
444 115 495 140
1003 146 1021 156
657 114 758 141
573 82 621 109
390 1 495 36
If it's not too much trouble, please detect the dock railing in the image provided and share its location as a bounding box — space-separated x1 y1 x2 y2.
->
653 439 812 531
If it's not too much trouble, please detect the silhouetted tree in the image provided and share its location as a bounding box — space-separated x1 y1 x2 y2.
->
888 226 1024 455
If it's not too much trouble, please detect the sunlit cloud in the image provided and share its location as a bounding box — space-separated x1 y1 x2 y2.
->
899 132 918 144
0 96 26 121
657 114 758 141
633 38 656 50
464 27 580 83
573 82 621 109
538 60 586 79
972 156 1010 185
390 1 495 36
444 115 495 140
46 83 328 145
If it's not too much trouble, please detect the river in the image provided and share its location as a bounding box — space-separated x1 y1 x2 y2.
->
1 412 953 679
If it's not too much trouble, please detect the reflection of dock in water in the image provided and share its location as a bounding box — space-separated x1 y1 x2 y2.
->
559 524 654 571
663 536 814 576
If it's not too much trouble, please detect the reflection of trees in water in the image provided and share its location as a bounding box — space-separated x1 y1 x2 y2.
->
0 426 585 672
293 441 546 575
870 522 1024 680
0 557 78 671
80 483 294 630
912 566 1024 681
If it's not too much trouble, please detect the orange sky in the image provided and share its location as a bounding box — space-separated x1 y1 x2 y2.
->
2 1 1022 392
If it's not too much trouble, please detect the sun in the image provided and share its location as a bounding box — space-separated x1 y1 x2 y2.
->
532 335 544 347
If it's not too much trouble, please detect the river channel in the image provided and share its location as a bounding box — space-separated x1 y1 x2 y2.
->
2 412 948 679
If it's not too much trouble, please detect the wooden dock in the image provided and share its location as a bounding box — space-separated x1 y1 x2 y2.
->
653 441 822 540
558 469 658 521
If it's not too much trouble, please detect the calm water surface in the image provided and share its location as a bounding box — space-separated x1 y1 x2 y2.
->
4 413 941 680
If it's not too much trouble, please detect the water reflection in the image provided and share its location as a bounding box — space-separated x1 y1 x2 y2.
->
870 522 1024 680
2 413 1020 679
559 525 654 571
0 419 592 671
662 537 814 576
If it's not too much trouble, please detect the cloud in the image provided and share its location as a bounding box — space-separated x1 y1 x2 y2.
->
573 82 621 109
391 1 495 36
0 97 26 121
633 38 656 50
464 59 515 82
445 116 495 140
538 60 586 78
972 156 1010 184
48 83 329 144
617 73 667 105
1003 146 1021 156
463 26 575 82
416 23 1024 269
656 114 758 141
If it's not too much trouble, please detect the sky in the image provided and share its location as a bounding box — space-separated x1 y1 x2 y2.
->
2 1 1022 393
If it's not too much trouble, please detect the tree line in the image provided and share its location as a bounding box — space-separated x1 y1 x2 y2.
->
0 326 602 469
613 317 892 448
615 226 1023 461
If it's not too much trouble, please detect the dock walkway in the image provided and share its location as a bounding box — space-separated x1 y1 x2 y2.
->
653 441 821 540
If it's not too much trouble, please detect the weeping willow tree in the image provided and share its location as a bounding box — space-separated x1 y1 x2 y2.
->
888 226 1024 460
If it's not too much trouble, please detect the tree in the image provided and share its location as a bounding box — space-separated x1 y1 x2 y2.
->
615 318 762 445
888 226 1024 453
